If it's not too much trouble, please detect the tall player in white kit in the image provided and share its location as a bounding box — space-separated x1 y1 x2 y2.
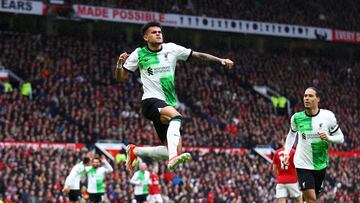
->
283 87 344 203
115 21 234 172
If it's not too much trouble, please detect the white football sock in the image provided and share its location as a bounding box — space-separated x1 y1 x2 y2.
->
167 118 181 160
134 146 168 160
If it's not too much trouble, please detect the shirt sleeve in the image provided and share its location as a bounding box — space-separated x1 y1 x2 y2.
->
64 165 78 187
102 159 113 173
171 43 192 61
123 49 139 72
329 112 339 134
328 112 344 143
284 115 297 155
290 114 297 133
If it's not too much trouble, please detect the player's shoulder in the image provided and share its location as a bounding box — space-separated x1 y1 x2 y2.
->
319 109 335 116
320 109 334 115
162 42 181 49
163 42 177 46
291 111 305 120
136 46 146 53
133 170 140 176
126 47 141 58
293 111 305 116
75 162 83 168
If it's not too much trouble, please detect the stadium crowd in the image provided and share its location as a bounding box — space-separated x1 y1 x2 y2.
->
71 0 360 31
0 146 359 202
0 31 359 151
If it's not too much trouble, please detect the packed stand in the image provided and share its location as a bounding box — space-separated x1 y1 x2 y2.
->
0 146 359 202
1 31 359 151
72 0 360 31
0 31 147 145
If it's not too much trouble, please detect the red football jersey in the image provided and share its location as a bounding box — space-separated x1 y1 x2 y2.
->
272 147 298 184
148 174 160 195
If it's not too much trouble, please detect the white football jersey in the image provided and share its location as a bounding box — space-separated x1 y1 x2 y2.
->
124 43 192 106
290 109 339 170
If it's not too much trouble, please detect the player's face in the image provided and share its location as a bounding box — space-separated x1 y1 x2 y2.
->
303 88 319 109
92 159 101 168
140 163 147 171
144 26 163 45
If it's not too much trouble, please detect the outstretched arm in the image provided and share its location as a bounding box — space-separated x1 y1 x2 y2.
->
101 156 113 173
191 51 234 69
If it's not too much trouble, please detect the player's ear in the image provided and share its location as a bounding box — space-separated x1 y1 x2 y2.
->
316 96 320 103
143 34 148 42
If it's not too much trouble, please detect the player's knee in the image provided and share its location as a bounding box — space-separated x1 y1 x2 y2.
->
303 189 317 203
160 114 172 123
160 106 181 117
160 114 182 124
170 115 182 122
304 194 316 203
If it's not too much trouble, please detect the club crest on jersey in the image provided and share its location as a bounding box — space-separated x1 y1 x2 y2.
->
164 53 168 61
319 123 323 128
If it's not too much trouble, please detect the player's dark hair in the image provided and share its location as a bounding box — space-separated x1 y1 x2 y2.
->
83 157 90 164
94 157 101 161
307 87 320 97
141 21 162 36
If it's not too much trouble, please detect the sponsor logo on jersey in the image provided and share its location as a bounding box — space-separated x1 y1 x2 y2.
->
302 132 319 140
147 67 154 76
153 66 171 74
